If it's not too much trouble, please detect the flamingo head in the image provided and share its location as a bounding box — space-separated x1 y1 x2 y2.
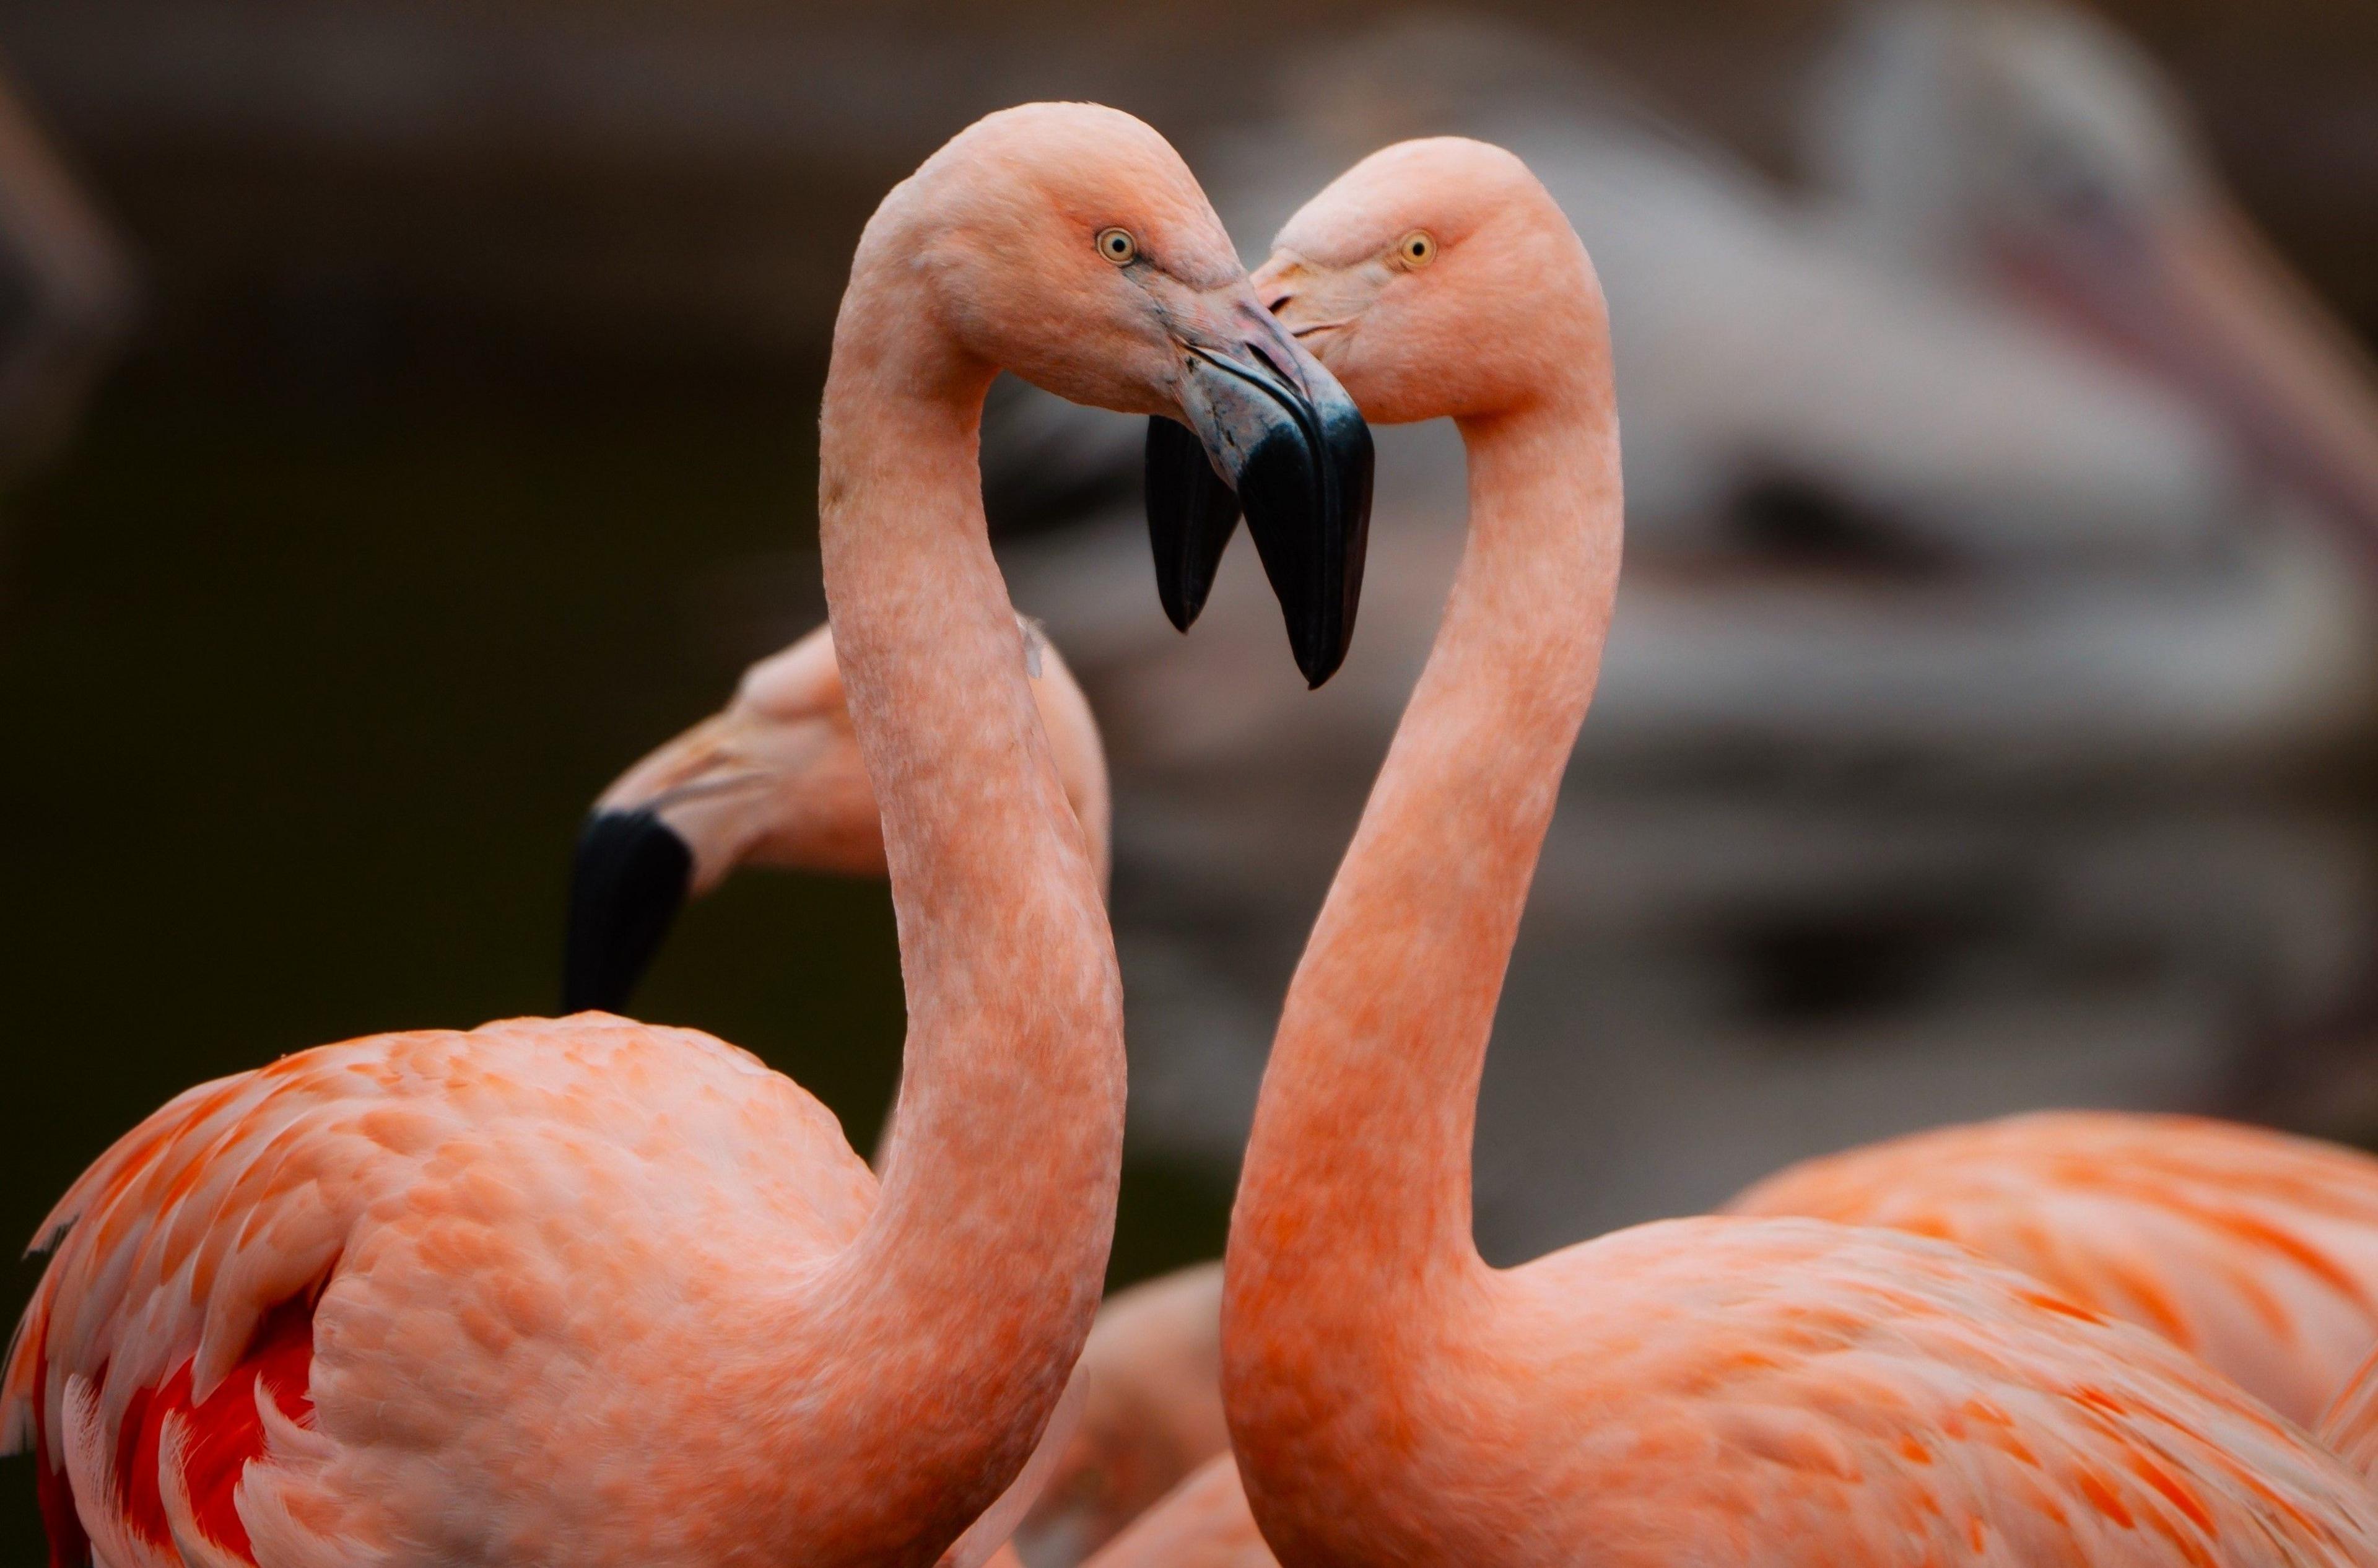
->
561 619 1110 1016
1813 0 2378 552
862 103 1373 686
1252 136 1608 427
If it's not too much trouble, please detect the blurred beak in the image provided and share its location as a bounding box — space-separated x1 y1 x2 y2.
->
1147 296 1373 687
562 710 796 1014
562 805 694 1016
2013 195 2378 562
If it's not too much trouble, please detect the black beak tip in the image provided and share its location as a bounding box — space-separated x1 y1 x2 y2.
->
1237 407 1372 692
1144 415 1243 634
562 807 694 1016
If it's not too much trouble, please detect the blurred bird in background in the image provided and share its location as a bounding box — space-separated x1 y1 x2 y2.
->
562 617 1110 1020
0 57 129 505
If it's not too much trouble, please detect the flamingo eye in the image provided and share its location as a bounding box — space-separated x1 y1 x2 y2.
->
1393 230 1437 269
1097 227 1139 265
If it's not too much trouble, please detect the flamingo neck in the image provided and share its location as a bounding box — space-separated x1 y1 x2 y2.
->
806 251 1123 1543
1224 377 1621 1486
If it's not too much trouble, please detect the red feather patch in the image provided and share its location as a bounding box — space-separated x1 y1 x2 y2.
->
31 1341 90 1568
98 1296 316 1563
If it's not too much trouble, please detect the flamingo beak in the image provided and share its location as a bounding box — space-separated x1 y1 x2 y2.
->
562 806 693 1016
2010 194 2378 566
1148 306 1374 688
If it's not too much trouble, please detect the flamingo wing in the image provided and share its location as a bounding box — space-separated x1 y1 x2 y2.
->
4 1046 386 1568
5 1014 873 1567
1728 1112 2378 1426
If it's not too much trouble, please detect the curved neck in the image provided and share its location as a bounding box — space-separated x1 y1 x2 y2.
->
1226 376 1621 1403
808 251 1124 1538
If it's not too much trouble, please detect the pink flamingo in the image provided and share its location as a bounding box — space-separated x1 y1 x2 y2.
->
1729 1112 2378 1429
1113 137 2378 1566
2 102 1374 1568
562 616 1110 1017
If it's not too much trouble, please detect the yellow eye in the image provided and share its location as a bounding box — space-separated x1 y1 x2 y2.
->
1394 230 1437 269
1097 227 1138 265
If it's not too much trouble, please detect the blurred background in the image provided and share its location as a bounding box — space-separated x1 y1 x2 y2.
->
4 0 2378 1550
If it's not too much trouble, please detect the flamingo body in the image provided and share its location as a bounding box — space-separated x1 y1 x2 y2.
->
1730 1111 2378 1428
1234 1215 2378 1566
6 1017 876 1567
1101 1218 2378 1568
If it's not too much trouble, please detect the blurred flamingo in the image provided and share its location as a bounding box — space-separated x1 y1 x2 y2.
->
1147 139 2377 1566
1013 1262 1226 1568
1077 1452 1268 1568
1813 0 2378 559
0 66 133 490
0 102 1375 1568
561 616 1110 1019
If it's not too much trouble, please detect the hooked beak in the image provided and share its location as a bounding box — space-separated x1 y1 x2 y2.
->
1146 304 1374 687
2005 194 2378 566
562 806 693 1015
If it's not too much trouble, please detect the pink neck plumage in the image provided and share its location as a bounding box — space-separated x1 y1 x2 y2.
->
1226 298 1621 1443
809 217 1124 1527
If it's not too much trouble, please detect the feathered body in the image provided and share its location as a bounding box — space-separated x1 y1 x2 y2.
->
1732 1111 2378 1427
7 1020 888 1567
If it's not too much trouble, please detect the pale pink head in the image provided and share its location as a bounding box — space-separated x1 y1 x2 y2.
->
1253 137 1609 427
1818 2 2378 553
562 619 1110 1014
851 103 1374 684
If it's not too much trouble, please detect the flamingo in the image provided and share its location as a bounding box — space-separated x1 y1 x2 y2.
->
557 621 1229 1567
1116 137 2378 1567
1 101 1375 1568
560 617 1110 1019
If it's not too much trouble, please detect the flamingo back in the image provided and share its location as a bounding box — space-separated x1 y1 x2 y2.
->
1531 1219 2378 1564
1727 1112 2378 1427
